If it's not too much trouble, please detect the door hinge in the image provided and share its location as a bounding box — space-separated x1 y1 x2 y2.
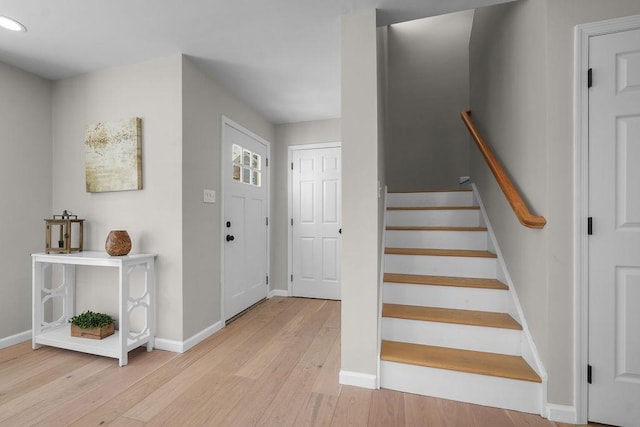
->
291 218 293 226
588 68 593 88
587 365 592 384
588 217 593 235
291 274 293 282
291 162 294 170
266 275 269 285
266 158 269 167
266 217 269 226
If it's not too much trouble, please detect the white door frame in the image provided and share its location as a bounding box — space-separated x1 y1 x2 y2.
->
220 115 271 323
287 142 342 297
573 14 640 425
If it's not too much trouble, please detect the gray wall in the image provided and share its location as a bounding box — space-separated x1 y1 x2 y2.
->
386 11 473 191
52 55 184 341
272 119 341 293
181 56 274 339
469 0 640 406
341 8 382 379
0 62 52 341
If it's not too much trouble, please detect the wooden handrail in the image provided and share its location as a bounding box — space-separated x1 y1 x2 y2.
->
461 110 546 229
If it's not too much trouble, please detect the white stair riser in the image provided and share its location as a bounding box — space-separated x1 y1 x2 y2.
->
380 361 542 415
385 230 488 250
387 192 474 207
383 283 511 313
386 210 480 227
382 318 522 355
384 254 497 279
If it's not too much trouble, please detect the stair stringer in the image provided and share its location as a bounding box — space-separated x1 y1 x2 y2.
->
375 186 389 389
472 183 548 416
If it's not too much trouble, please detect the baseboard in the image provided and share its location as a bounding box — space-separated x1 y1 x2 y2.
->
545 403 577 423
155 320 224 353
154 337 184 353
0 330 31 349
268 289 289 298
339 370 378 389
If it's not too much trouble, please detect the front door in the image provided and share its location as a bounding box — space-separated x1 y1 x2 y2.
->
291 145 342 299
588 27 640 426
223 118 269 320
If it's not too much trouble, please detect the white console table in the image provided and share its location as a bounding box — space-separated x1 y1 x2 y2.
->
32 251 156 366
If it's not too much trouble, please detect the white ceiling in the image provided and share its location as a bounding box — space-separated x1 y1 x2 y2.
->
0 0 513 124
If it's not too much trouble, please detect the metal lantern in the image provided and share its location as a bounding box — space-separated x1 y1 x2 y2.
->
45 210 84 254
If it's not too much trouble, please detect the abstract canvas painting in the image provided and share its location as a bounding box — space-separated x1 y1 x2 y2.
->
85 117 142 192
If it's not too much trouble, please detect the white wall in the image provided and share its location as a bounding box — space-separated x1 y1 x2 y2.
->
272 119 341 292
0 62 51 342
52 55 184 341
386 11 473 191
340 8 381 381
181 56 274 339
469 0 640 405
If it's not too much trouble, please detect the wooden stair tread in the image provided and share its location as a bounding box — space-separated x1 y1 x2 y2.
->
386 226 488 232
381 340 541 383
383 273 508 290
387 206 479 211
388 189 472 193
382 304 522 330
385 248 497 258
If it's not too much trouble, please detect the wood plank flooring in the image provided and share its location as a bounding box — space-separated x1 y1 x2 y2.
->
0 297 596 426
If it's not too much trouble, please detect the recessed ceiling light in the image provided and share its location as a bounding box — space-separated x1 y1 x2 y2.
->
0 15 26 32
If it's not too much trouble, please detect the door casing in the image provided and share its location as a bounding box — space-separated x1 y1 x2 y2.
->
573 13 640 425
288 142 342 297
220 115 271 323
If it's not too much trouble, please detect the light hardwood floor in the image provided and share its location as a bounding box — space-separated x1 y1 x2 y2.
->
0 297 599 426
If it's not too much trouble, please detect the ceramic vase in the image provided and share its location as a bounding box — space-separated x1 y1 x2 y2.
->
105 230 131 256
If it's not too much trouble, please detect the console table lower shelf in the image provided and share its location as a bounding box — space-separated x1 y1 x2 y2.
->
32 251 157 366
34 324 146 360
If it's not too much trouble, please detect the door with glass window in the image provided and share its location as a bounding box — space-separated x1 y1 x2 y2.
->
223 118 269 320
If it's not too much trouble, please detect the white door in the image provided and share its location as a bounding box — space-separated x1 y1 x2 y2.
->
291 146 341 299
588 27 640 427
223 119 269 320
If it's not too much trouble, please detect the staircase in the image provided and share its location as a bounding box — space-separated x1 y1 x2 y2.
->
379 189 544 415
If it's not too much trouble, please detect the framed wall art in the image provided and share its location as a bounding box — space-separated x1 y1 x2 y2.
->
85 117 142 193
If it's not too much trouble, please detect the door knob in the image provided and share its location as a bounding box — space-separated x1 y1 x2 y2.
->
226 234 235 242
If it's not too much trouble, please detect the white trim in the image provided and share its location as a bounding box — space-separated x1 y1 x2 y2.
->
339 370 377 389
183 320 224 352
573 14 640 425
0 330 31 349
154 337 184 353
288 141 342 151
155 320 224 353
472 183 548 417
545 404 578 424
287 142 342 298
268 289 289 298
220 115 271 323
376 186 388 389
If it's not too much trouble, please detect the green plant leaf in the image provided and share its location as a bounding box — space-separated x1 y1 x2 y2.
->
69 311 114 329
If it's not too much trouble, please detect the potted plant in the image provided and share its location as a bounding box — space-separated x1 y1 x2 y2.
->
69 311 115 339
